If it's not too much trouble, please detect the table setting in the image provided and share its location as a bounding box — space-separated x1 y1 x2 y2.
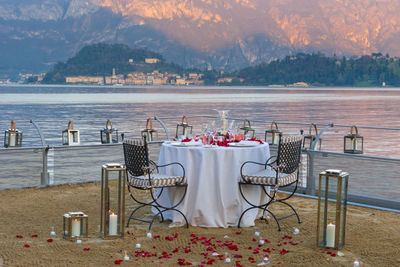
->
153 112 271 228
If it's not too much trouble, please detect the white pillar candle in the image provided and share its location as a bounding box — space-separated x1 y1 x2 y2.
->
353 259 360 267
76 239 82 244
259 239 265 245
109 212 118 235
224 257 231 263
9 133 16 146
254 232 260 237
326 222 336 247
135 243 141 249
71 218 81 237
146 232 152 238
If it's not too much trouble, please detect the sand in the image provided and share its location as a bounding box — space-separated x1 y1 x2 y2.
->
0 182 399 266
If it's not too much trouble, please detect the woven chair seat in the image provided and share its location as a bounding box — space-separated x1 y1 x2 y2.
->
243 168 298 186
129 173 185 189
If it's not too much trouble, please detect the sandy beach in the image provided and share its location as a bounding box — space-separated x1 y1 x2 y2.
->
0 182 399 266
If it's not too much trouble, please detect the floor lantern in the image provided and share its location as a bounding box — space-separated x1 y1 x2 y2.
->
316 169 349 249
63 212 88 241
100 163 126 239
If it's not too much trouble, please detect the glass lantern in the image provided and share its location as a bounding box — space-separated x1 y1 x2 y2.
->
101 119 119 144
303 123 321 150
265 121 282 145
141 118 157 142
240 119 255 139
62 120 80 145
215 110 230 132
176 115 193 138
316 170 349 249
344 126 363 154
100 163 126 239
63 212 88 241
4 120 23 147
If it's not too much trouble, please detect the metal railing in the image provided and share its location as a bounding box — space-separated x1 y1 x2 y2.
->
1 115 399 212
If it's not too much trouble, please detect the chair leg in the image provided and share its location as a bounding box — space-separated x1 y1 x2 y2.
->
277 200 301 224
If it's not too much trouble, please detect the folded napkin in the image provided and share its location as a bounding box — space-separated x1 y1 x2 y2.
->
238 140 259 146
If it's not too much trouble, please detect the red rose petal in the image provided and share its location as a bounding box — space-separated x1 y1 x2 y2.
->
114 259 123 264
331 253 337 257
83 248 90 251
235 232 241 235
47 238 53 242
16 235 23 239
31 234 38 238
24 244 30 248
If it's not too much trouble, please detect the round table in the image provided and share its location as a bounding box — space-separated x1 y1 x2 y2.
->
156 142 270 228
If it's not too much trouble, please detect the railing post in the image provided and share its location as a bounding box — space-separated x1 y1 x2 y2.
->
154 116 171 140
41 146 50 186
30 120 51 186
306 150 316 195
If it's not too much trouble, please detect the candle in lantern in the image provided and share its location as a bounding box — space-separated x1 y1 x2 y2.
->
135 243 141 249
76 239 82 244
9 133 16 146
273 134 278 145
71 218 81 237
259 239 265 245
254 231 260 237
109 212 118 235
123 251 130 261
353 258 360 267
50 226 56 236
326 222 336 247
224 256 231 263
293 227 300 235
146 232 152 238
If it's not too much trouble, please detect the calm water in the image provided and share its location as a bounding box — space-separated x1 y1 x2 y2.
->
1 84 400 157
1 85 400 203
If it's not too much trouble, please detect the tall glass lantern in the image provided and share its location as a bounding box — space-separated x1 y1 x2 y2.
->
100 163 126 239
240 120 255 139
62 120 80 145
344 126 363 154
101 119 119 144
141 118 157 142
316 170 349 249
265 121 282 145
4 120 23 147
176 115 193 138
303 123 321 150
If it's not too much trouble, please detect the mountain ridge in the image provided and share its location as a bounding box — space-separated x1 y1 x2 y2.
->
1 0 400 78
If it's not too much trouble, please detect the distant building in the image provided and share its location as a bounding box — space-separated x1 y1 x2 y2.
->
66 76 104 84
145 58 160 64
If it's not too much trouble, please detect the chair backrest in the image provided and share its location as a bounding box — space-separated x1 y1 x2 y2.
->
276 135 303 174
123 138 149 177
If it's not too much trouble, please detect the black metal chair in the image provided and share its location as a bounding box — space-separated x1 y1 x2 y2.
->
238 134 302 231
123 138 188 230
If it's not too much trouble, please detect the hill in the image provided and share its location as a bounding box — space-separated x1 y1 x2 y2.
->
42 43 184 84
237 53 400 87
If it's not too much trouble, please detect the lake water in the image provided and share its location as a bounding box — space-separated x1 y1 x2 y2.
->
1 84 400 157
1 84 400 204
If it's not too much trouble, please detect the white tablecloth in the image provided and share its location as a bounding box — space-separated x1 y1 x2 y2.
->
156 143 270 228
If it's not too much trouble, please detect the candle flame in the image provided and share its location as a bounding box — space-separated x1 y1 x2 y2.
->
74 218 78 222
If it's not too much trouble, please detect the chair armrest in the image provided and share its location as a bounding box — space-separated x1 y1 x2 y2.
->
156 162 186 179
240 161 266 182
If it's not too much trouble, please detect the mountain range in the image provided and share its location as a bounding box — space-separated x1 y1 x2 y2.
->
1 0 400 78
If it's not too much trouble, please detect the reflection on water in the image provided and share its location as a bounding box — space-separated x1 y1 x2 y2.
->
1 85 400 201
1 85 400 157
